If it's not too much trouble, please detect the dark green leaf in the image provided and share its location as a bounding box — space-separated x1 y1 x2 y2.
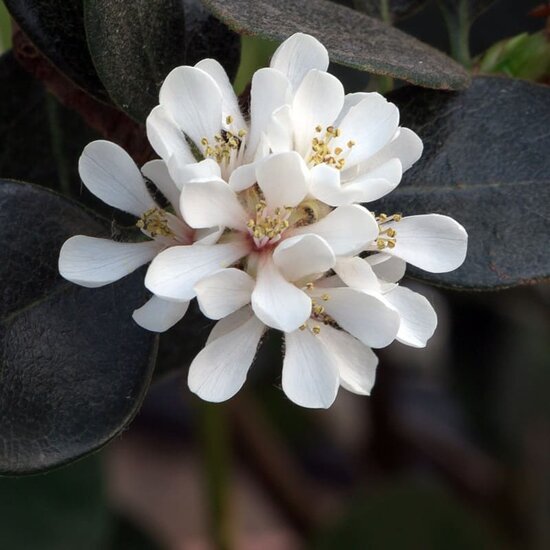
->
201 0 470 90
0 455 110 549
315 481 505 549
84 0 241 122
0 181 158 474
3 0 110 101
352 0 430 22
0 51 98 194
374 76 550 289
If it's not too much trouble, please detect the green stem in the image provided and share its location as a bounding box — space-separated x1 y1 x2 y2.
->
199 402 233 550
439 0 472 68
379 0 391 23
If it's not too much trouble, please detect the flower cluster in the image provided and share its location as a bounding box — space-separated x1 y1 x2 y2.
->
59 33 468 408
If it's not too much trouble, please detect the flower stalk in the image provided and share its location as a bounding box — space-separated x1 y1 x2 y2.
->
199 402 234 550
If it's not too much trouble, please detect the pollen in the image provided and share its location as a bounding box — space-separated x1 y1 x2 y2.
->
201 128 247 165
247 200 292 246
136 208 174 238
375 212 402 250
308 125 353 170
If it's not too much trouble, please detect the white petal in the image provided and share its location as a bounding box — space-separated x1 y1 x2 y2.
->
180 177 247 230
319 288 400 348
366 253 407 283
310 164 351 206
334 256 381 292
357 127 423 174
334 92 370 126
168 158 222 190
146 105 196 167
141 159 182 216
292 205 378 256
383 214 468 273
159 65 222 149
266 104 294 153
59 236 161 288
332 94 399 167
206 305 255 344
319 326 378 395
195 226 224 245
383 285 437 348
188 311 265 402
79 140 154 216
309 163 367 206
145 240 249 301
132 296 189 333
194 268 254 320
195 58 246 130
292 70 345 156
256 151 308 208
270 33 329 92
282 328 339 409
228 162 257 192
273 234 335 282
251 255 311 332
340 158 403 203
246 68 291 161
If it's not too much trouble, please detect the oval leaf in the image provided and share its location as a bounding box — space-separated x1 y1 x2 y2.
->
201 0 470 90
84 0 241 122
0 181 158 474
3 0 110 101
373 76 550 289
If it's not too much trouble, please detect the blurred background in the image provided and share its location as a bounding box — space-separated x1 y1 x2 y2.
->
0 1 549 548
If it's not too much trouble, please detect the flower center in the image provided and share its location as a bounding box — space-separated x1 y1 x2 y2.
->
308 125 355 170
299 283 335 335
246 200 292 248
136 208 174 238
375 213 402 250
200 116 247 168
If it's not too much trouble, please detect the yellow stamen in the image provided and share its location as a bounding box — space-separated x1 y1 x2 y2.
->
136 208 173 238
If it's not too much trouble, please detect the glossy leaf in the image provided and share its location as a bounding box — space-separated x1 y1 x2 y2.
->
0 51 98 193
0 181 158 474
373 76 550 289
3 0 109 101
0 455 110 549
201 0 470 90
84 0 241 122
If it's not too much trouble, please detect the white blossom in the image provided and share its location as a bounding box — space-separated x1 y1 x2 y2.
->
58 140 215 332
144 151 380 333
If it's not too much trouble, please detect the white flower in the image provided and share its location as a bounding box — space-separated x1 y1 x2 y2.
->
58 140 214 332
144 151 380 333
187 251 444 408
146 33 330 187
268 91 424 206
188 269 403 408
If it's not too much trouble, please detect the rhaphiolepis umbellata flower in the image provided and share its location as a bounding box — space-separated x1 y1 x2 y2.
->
59 32 468 408
58 140 220 332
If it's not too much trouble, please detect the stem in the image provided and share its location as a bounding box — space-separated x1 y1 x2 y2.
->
379 0 391 24
439 0 472 67
45 93 71 197
199 402 233 550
